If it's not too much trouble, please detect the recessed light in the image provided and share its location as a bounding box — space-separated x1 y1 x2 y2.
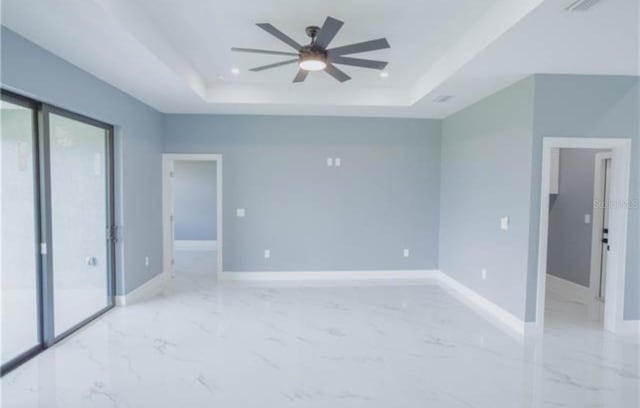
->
379 72 389 78
231 67 240 75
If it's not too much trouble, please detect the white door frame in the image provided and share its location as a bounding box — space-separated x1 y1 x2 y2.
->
535 138 631 333
162 154 223 277
589 152 613 299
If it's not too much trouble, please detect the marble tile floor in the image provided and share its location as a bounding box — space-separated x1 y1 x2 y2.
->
1 269 638 407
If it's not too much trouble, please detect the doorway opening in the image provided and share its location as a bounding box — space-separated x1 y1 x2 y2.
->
535 138 631 333
544 148 611 329
163 154 222 278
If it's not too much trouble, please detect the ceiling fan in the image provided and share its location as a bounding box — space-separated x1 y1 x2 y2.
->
231 16 390 83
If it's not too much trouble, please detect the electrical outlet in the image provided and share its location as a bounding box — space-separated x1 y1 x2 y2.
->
481 268 487 280
403 249 410 257
145 256 150 267
264 249 271 259
236 208 245 217
326 158 333 167
335 158 341 167
500 216 510 231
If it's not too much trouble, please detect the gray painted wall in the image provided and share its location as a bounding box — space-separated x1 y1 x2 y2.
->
439 77 536 321
1 28 164 295
547 148 608 287
164 115 441 272
526 75 640 321
173 160 217 240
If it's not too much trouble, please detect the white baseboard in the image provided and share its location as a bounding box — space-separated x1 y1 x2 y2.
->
438 273 526 336
218 270 440 281
174 240 217 251
220 269 526 337
546 274 594 304
115 271 170 306
617 319 640 340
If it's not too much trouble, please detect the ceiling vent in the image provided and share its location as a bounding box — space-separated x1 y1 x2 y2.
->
565 0 601 12
433 95 454 103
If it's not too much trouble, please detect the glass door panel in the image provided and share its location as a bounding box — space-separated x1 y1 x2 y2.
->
48 112 111 336
0 99 40 366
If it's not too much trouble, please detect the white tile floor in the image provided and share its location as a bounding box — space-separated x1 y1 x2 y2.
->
1 252 638 407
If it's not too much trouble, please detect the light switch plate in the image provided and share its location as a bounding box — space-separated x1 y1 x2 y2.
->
584 214 591 224
500 216 510 231
481 268 487 280
326 158 333 167
403 249 410 257
335 158 341 167
236 208 245 217
264 249 271 259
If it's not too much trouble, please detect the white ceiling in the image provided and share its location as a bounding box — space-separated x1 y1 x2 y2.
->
1 0 638 118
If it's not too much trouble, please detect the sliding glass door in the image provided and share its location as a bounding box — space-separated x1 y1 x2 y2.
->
1 91 115 374
45 109 114 337
0 96 42 368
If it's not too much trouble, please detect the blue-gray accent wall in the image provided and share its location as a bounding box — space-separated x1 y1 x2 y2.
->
439 77 536 321
164 115 441 272
1 27 164 295
173 160 217 241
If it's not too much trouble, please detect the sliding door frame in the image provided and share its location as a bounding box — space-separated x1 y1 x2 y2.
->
0 90 116 375
40 103 116 345
0 90 45 375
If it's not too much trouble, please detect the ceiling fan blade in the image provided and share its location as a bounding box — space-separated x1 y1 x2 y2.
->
249 59 298 72
327 38 390 56
293 70 309 83
330 56 388 70
232 47 298 56
314 16 344 49
256 23 302 51
324 63 351 82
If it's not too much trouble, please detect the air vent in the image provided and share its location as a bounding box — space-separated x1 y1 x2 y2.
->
433 95 454 103
565 0 601 12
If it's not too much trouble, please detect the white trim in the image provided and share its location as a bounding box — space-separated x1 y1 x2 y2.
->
589 152 613 299
438 273 526 336
115 271 170 306
536 138 631 333
174 240 217 251
163 154 223 278
219 270 441 281
546 274 594 304
221 269 527 337
616 320 640 340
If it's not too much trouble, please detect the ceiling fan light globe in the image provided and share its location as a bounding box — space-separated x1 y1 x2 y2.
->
299 59 327 71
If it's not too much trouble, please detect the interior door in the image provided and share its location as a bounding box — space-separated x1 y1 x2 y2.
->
44 107 115 338
598 158 612 301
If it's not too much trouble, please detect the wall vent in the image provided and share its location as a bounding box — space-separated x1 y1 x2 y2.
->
565 0 601 12
433 95 454 103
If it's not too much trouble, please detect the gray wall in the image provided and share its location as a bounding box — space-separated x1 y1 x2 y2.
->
547 148 608 287
439 77 536 321
164 115 441 272
526 75 640 321
1 28 164 295
173 160 217 240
